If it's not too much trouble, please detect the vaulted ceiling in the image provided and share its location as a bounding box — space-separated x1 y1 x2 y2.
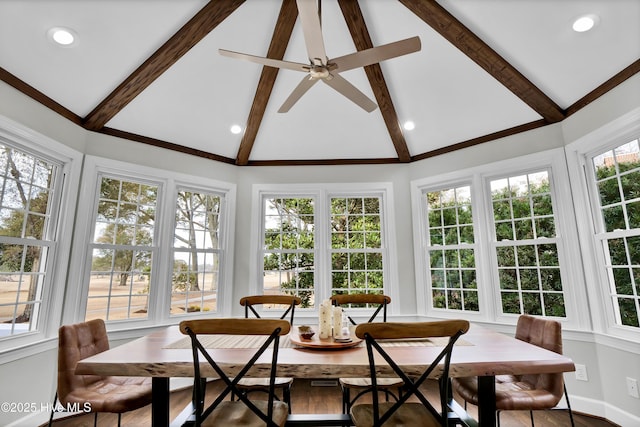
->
1 0 638 166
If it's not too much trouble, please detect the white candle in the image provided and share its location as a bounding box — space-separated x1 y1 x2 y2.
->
319 300 331 339
332 306 343 339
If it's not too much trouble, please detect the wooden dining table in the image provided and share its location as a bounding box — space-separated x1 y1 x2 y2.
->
75 322 575 427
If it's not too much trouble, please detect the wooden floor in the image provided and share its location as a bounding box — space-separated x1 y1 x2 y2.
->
46 379 618 426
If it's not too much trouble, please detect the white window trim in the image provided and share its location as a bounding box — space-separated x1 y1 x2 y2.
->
411 147 588 330
65 155 236 331
565 106 640 343
250 183 399 315
0 115 82 361
410 177 488 323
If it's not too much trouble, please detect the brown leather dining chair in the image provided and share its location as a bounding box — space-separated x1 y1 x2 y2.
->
180 318 291 427
49 319 152 426
330 293 404 413
235 294 301 411
350 319 471 427
451 314 575 427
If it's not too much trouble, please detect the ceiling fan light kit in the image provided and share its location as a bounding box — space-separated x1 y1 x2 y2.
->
219 0 421 113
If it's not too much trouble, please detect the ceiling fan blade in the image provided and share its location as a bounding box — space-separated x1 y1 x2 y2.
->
331 36 421 73
296 0 328 63
322 74 377 112
278 76 319 113
219 49 309 73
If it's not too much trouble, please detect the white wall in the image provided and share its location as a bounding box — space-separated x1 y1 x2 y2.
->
0 75 639 426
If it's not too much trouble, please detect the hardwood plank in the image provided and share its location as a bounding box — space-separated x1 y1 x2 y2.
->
338 0 412 163
236 0 298 166
45 379 617 427
399 0 565 123
83 0 246 130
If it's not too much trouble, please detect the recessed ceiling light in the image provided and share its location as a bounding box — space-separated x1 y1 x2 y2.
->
403 121 415 131
230 124 243 134
47 27 78 46
572 15 598 32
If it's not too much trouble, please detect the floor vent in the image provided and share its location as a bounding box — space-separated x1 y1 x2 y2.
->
310 380 339 387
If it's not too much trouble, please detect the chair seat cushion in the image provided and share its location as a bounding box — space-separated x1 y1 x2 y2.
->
351 402 442 427
201 400 289 427
61 376 152 413
452 377 562 411
340 377 403 389
236 377 293 388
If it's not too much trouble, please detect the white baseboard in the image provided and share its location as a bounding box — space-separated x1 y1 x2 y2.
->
570 394 640 427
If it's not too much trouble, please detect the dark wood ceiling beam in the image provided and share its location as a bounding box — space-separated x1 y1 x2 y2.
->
399 0 565 123
236 0 298 166
566 59 640 117
0 66 83 126
338 0 411 163
83 0 246 130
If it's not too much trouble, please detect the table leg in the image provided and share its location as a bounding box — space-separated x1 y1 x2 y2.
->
477 376 496 427
152 377 170 426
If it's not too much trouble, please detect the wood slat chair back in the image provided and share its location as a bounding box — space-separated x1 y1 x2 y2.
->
350 320 470 427
240 294 302 323
179 318 291 427
330 293 390 325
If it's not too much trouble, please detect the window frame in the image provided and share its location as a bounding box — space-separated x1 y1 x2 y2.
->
0 115 81 358
566 107 640 341
65 155 236 331
411 148 587 329
250 183 399 315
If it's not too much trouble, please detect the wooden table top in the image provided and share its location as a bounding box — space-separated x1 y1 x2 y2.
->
75 323 575 380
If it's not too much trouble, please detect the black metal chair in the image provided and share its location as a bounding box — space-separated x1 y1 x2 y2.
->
235 295 301 411
350 320 471 427
330 293 403 413
180 318 291 427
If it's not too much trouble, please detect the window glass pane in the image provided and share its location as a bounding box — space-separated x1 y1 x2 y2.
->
491 170 566 317
0 144 59 337
330 196 385 297
592 139 640 329
263 197 315 308
424 185 478 312
170 189 222 316
86 177 158 321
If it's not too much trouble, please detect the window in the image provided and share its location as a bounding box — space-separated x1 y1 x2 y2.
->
423 185 479 312
591 138 640 328
257 185 395 310
413 149 580 324
74 156 235 327
330 197 385 296
490 171 566 317
87 176 157 321
262 196 315 307
171 188 224 315
0 143 61 336
0 116 80 350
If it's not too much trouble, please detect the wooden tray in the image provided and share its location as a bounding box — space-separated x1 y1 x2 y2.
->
290 331 362 350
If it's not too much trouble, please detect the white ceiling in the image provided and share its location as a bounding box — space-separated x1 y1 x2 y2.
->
0 0 638 164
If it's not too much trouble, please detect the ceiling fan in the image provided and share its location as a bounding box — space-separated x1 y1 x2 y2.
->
219 0 421 113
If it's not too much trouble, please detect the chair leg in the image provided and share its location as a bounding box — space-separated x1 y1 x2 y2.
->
529 409 535 426
93 412 98 427
342 387 350 414
117 413 121 427
284 385 292 413
48 393 57 426
564 384 576 427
